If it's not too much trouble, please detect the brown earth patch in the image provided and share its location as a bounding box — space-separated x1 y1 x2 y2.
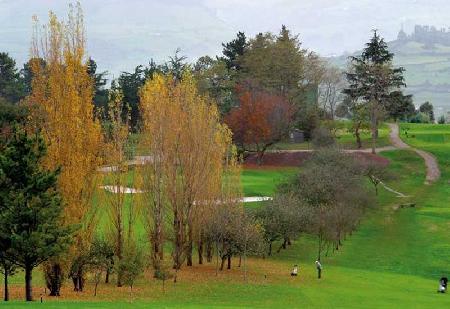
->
2 256 314 303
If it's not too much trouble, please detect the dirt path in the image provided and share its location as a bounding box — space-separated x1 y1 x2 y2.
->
387 123 440 184
269 146 397 154
99 124 440 186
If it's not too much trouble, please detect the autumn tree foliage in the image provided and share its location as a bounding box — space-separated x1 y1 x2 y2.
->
27 3 103 295
225 84 293 164
139 72 236 271
102 87 134 287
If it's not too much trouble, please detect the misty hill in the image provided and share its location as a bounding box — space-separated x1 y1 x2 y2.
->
333 25 450 117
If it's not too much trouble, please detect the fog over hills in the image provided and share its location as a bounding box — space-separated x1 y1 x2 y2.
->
1 0 450 76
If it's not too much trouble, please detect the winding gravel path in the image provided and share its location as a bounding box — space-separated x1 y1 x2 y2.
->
388 123 440 184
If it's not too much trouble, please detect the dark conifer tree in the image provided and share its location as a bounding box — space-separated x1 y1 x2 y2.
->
0 128 73 301
221 31 247 71
0 52 27 103
344 31 405 153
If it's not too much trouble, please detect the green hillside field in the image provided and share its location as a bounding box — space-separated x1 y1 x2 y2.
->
333 41 450 118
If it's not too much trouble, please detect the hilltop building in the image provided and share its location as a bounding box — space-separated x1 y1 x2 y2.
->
397 25 450 46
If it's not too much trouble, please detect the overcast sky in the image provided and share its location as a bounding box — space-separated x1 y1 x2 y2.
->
1 0 450 76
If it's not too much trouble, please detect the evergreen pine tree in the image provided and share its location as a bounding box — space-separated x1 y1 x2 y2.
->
0 128 73 301
221 31 247 71
344 31 405 153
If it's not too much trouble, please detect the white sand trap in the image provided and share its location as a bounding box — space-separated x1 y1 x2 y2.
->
241 197 273 203
100 186 272 203
101 185 145 194
97 166 120 172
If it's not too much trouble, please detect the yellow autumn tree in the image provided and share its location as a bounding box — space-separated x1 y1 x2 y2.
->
28 3 103 295
139 72 236 271
102 86 134 287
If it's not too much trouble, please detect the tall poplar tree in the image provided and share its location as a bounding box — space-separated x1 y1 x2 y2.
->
139 73 235 270
28 3 103 295
103 87 133 287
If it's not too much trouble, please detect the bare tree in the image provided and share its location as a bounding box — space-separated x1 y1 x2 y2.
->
318 63 346 120
280 147 374 260
255 193 305 256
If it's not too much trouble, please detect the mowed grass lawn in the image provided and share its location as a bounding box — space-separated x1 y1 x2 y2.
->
3 124 450 308
270 122 390 151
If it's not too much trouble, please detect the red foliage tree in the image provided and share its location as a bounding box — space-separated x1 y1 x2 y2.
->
225 84 294 164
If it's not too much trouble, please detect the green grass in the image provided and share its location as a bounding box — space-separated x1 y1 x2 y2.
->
336 122 390 149
241 168 297 197
270 122 390 151
4 124 450 307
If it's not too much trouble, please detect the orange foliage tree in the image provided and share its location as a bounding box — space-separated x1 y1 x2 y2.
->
139 73 236 271
27 3 103 295
225 84 294 164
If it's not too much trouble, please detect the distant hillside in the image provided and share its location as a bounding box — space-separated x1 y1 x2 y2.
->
332 25 450 118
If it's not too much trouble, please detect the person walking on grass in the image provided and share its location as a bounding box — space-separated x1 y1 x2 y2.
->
438 277 448 293
315 260 322 279
291 265 299 276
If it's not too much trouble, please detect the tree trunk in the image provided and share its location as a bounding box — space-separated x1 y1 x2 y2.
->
238 256 242 267
25 264 33 301
152 213 164 273
206 241 213 263
172 210 183 270
117 227 123 287
72 268 85 292
268 242 272 256
4 269 9 301
220 256 226 271
371 103 377 154
243 251 248 283
317 234 322 261
355 121 362 149
277 238 288 253
282 238 287 249
256 150 265 165
105 268 110 284
197 239 204 265
72 277 78 291
45 262 62 296
227 255 231 270
186 226 193 267
94 276 99 296
215 242 219 275
78 269 84 292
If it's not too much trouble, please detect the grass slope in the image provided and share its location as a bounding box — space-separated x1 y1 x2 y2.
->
3 124 450 308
